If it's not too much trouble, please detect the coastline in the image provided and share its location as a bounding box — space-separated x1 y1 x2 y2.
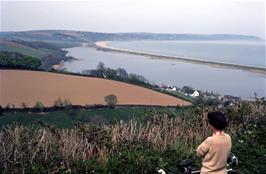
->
95 41 266 76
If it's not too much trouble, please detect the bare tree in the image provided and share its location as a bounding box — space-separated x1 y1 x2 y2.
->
63 99 72 109
104 94 118 109
54 98 64 108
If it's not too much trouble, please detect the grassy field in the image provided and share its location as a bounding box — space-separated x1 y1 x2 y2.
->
0 39 76 58
0 41 45 58
0 107 180 129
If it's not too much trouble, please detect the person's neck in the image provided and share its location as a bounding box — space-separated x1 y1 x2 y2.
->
213 130 224 136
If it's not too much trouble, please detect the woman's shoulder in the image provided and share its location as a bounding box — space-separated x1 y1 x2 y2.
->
203 136 214 144
212 133 232 144
209 132 231 140
224 133 232 141
223 132 231 139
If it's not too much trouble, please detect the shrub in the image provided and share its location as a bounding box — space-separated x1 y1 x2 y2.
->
104 94 118 109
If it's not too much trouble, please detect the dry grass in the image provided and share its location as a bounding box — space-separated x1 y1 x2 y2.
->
0 100 265 172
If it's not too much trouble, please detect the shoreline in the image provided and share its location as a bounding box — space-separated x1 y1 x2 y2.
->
95 41 266 76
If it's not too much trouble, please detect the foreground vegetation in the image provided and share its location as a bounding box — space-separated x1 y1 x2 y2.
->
0 107 176 129
0 100 265 173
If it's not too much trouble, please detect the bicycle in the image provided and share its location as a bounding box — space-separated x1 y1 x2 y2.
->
158 152 241 174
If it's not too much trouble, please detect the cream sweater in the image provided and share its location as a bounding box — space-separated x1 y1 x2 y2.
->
196 133 232 174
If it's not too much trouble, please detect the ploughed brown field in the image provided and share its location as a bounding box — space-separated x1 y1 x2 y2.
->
0 70 191 108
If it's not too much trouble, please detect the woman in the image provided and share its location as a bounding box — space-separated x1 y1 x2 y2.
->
197 112 232 174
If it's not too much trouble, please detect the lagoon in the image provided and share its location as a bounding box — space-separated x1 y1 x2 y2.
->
62 43 265 99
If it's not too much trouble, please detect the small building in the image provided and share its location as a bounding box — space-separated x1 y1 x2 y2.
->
190 90 200 97
167 86 177 92
161 85 177 92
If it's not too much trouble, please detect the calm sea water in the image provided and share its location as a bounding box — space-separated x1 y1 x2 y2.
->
62 40 266 99
109 40 266 68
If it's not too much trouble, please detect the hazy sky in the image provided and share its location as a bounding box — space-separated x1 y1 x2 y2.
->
1 0 265 39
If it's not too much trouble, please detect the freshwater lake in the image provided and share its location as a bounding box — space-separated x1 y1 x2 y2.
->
62 40 266 99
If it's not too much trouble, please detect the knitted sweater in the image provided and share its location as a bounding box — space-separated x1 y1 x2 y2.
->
196 133 232 174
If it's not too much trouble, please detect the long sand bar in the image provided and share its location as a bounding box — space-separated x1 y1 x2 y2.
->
95 41 266 75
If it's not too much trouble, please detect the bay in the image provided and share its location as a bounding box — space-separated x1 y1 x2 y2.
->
109 40 265 68
62 45 266 99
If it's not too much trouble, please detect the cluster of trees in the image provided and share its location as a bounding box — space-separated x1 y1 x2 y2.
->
181 86 195 94
15 98 71 110
0 51 41 69
3 98 73 112
82 62 151 87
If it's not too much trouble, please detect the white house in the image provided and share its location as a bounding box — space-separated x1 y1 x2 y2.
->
190 90 200 97
166 86 177 92
170 86 177 92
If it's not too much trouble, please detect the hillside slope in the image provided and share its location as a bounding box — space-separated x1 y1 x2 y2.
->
0 70 191 107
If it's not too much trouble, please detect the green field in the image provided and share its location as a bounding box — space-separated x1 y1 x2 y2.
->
0 39 77 60
0 44 45 58
0 107 180 129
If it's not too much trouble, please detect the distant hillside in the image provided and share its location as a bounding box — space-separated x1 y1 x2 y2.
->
0 30 262 70
0 38 77 69
0 30 262 43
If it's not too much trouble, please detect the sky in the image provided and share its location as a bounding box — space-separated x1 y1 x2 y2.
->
0 0 265 39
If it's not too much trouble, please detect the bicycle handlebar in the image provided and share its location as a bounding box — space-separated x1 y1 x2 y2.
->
227 153 238 167
157 152 238 174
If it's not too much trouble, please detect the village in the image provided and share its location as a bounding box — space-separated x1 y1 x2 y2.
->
158 84 242 107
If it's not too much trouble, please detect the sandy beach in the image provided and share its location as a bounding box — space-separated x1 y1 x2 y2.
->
95 41 266 75
0 69 191 108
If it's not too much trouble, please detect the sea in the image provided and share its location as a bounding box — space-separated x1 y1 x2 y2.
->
62 40 266 99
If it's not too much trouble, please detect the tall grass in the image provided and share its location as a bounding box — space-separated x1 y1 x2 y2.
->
0 100 265 173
